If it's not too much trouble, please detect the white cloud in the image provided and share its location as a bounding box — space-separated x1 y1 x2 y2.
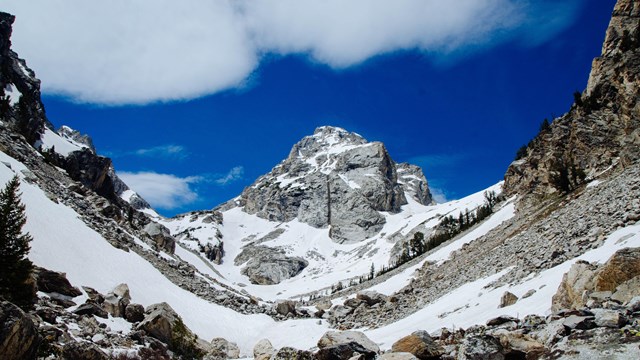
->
429 187 449 204
1 0 582 105
118 171 202 210
214 166 244 185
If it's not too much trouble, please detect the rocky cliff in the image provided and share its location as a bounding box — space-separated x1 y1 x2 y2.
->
238 126 432 244
0 13 50 144
504 0 640 208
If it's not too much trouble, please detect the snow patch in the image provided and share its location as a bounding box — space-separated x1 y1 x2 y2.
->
4 83 21 106
37 128 87 156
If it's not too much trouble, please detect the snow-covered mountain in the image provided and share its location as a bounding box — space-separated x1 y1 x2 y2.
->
158 126 507 302
2 1 640 359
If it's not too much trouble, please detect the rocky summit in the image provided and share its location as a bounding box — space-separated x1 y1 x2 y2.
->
238 126 432 244
0 1 640 359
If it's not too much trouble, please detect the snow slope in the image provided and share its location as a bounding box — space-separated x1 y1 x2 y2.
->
366 222 640 349
36 127 88 156
0 150 327 355
161 182 508 302
3 143 639 354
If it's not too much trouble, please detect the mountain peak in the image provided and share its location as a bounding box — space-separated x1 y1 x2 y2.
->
240 126 432 243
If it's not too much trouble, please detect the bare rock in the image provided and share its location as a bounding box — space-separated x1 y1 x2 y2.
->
236 246 308 285
239 127 431 244
112 283 131 301
315 299 333 311
62 342 109 360
253 338 275 360
274 300 297 316
379 353 418 360
144 222 176 254
551 260 599 311
562 315 595 331
0 301 41 360
318 330 380 354
209 337 240 359
498 291 518 308
611 276 640 303
593 309 626 328
457 335 504 360
315 342 377 360
391 330 443 359
595 247 640 292
498 333 544 359
137 302 190 345
486 316 519 327
74 302 108 319
33 267 82 297
124 303 145 323
271 346 313 359
356 291 388 306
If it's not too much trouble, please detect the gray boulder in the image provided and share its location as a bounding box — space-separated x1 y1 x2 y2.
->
61 342 108 360
498 291 518 308
124 303 145 323
551 260 599 311
208 337 240 359
74 302 108 319
356 291 387 306
274 300 297 316
318 330 380 354
137 302 196 347
253 338 276 360
457 335 504 360
236 246 308 285
102 284 131 318
315 342 377 360
391 330 443 360
562 315 595 331
0 301 41 360
33 267 82 297
593 309 626 328
144 222 176 254
271 346 313 359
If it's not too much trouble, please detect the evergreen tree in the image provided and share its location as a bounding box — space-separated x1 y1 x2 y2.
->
539 118 551 133
0 176 35 309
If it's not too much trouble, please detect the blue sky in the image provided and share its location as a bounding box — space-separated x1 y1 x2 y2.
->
2 0 617 216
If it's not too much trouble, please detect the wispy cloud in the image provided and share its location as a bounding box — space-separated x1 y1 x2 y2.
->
214 166 244 186
117 165 244 209
429 186 449 204
107 144 188 160
3 0 584 105
118 171 202 210
135 145 188 159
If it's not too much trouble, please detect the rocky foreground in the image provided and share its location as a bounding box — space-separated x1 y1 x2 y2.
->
2 246 640 359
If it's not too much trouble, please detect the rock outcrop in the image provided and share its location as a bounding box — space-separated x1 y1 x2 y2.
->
144 222 176 254
235 245 308 285
0 12 50 145
552 247 640 311
504 0 640 207
237 126 432 243
33 267 82 298
391 330 443 360
0 301 40 360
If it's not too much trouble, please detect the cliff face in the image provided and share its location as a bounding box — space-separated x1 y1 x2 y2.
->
237 126 432 244
504 0 640 206
0 12 50 144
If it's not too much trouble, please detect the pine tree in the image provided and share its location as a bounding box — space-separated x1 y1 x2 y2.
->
0 176 35 309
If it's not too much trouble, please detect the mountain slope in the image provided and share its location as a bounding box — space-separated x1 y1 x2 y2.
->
1 1 640 359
